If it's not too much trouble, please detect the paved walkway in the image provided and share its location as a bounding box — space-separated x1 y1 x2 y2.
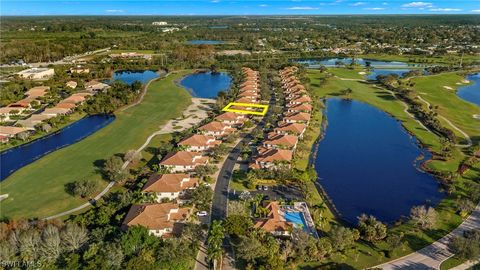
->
376 203 480 270
416 95 472 148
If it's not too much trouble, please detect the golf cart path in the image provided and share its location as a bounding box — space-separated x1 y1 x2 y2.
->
416 95 472 148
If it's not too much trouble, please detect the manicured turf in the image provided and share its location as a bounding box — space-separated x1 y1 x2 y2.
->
0 71 192 219
411 73 480 143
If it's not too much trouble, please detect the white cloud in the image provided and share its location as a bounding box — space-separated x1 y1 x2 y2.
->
211 0 220 3
429 8 462 12
259 4 268 7
351 2 366 6
401 2 433 8
286 6 319 10
105 9 124 13
471 9 480 12
364 7 386 10
382 2 388 5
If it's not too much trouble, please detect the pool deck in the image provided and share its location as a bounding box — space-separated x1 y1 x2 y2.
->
282 202 319 238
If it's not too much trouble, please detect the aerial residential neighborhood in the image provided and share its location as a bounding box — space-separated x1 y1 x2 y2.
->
0 2 479 270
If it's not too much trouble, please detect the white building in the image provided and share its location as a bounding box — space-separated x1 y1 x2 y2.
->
16 68 54 80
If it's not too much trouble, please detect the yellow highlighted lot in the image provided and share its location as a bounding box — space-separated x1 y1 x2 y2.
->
222 102 269 116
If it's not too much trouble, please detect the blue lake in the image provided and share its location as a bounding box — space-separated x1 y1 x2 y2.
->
111 70 160 85
0 115 114 181
187 40 224 45
314 98 444 223
457 73 480 106
180 72 231 98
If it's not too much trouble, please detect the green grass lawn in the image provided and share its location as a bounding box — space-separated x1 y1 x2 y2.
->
410 73 480 143
0 71 192 219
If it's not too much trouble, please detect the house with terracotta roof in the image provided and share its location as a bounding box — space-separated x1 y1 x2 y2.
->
0 107 25 122
41 107 71 116
236 97 259 104
9 98 35 109
254 201 293 236
85 80 110 92
142 174 199 201
287 103 312 113
178 134 221 152
25 86 50 98
250 148 293 169
263 133 299 150
0 126 29 138
289 96 312 105
61 94 86 104
198 121 236 138
122 203 190 237
283 112 311 124
55 102 77 109
238 91 260 99
214 112 247 126
30 114 54 122
274 123 307 138
159 151 209 172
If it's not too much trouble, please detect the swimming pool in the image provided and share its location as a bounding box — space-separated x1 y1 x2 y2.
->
284 211 308 231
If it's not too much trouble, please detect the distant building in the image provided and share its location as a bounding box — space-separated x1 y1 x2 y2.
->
17 68 54 80
152 21 168 26
66 81 77 89
109 52 152 60
69 66 90 74
85 80 110 93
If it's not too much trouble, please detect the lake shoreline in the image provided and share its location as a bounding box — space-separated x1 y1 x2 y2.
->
311 98 444 224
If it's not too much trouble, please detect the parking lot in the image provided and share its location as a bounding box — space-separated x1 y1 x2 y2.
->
229 184 304 202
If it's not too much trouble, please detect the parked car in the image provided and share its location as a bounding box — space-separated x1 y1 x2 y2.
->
197 211 208 217
262 186 269 191
257 185 263 190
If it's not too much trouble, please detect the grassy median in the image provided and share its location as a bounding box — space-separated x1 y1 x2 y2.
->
0 71 192 219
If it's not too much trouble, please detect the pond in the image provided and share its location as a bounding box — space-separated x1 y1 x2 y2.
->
186 40 225 45
0 115 114 181
314 98 444 223
111 70 160 85
457 73 480 106
180 72 231 98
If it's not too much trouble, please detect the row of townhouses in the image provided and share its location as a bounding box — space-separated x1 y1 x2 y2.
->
249 66 312 170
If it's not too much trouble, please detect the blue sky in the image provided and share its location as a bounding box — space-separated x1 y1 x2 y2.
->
1 0 479 15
